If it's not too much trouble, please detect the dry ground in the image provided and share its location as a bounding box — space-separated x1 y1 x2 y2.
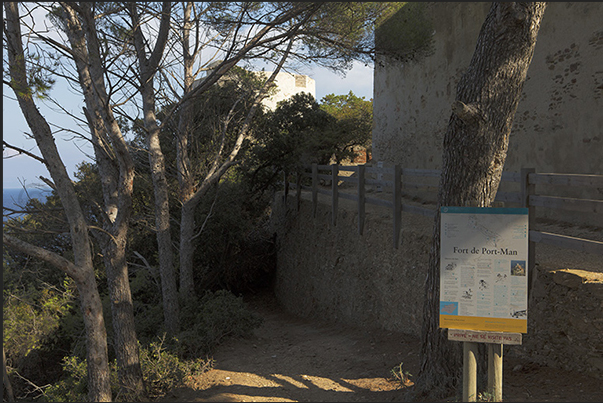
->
156 291 602 402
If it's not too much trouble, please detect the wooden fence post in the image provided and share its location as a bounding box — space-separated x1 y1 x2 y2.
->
296 169 302 211
393 164 402 249
521 167 536 299
312 163 318 218
358 164 366 235
332 164 339 226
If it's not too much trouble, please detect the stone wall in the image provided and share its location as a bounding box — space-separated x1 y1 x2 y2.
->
516 267 603 378
270 191 603 379
270 191 433 337
372 2 603 226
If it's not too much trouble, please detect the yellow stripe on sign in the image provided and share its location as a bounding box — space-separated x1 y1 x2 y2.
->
439 315 527 333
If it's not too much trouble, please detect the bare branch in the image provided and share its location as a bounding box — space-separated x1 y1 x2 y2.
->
32 31 76 59
38 176 57 191
3 234 82 282
159 3 322 129
3 141 47 165
190 184 219 241
2 221 65 236
129 251 160 290
189 33 298 208
9 369 50 401
89 225 118 244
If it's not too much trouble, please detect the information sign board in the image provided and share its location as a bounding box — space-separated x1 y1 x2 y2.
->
439 207 529 333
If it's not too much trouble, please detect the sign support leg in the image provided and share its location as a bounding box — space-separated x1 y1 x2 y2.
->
488 343 503 401
463 341 478 402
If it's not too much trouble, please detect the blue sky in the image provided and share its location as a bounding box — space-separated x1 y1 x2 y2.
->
3 61 373 189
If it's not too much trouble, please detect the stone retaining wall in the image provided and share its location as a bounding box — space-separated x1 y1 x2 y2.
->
270 192 603 379
514 267 603 378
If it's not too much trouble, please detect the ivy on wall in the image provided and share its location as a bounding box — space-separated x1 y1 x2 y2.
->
375 2 435 63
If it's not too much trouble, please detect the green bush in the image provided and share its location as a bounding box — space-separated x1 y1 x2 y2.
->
40 289 261 400
174 290 264 358
189 179 277 293
42 340 213 402
140 337 213 399
3 277 75 364
132 282 264 358
43 355 114 402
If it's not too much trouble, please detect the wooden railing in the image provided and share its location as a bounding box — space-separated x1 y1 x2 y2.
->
282 163 603 256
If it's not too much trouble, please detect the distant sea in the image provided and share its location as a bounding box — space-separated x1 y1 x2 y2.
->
3 187 52 222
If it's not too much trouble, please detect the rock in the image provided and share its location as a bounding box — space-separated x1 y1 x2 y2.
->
551 269 583 289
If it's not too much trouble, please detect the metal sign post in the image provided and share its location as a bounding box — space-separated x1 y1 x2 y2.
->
440 207 529 402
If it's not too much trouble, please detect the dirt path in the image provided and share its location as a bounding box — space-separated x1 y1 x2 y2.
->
157 291 602 402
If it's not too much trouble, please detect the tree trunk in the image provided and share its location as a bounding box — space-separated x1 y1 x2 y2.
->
129 2 181 335
168 3 316 300
4 3 112 401
176 4 197 298
86 112 145 401
83 103 146 401
178 201 197 298
60 4 146 399
102 231 146 401
415 2 547 400
77 269 113 402
146 120 181 334
4 236 114 402
4 345 15 402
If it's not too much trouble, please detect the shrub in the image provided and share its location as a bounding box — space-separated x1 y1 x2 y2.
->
390 362 413 387
3 278 75 363
42 340 213 402
43 289 259 401
174 289 264 358
43 355 113 402
190 180 277 293
140 336 213 399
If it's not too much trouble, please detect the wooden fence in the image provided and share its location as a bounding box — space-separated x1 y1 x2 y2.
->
282 163 603 258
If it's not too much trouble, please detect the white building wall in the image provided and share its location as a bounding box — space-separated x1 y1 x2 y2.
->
260 71 316 111
193 70 315 111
